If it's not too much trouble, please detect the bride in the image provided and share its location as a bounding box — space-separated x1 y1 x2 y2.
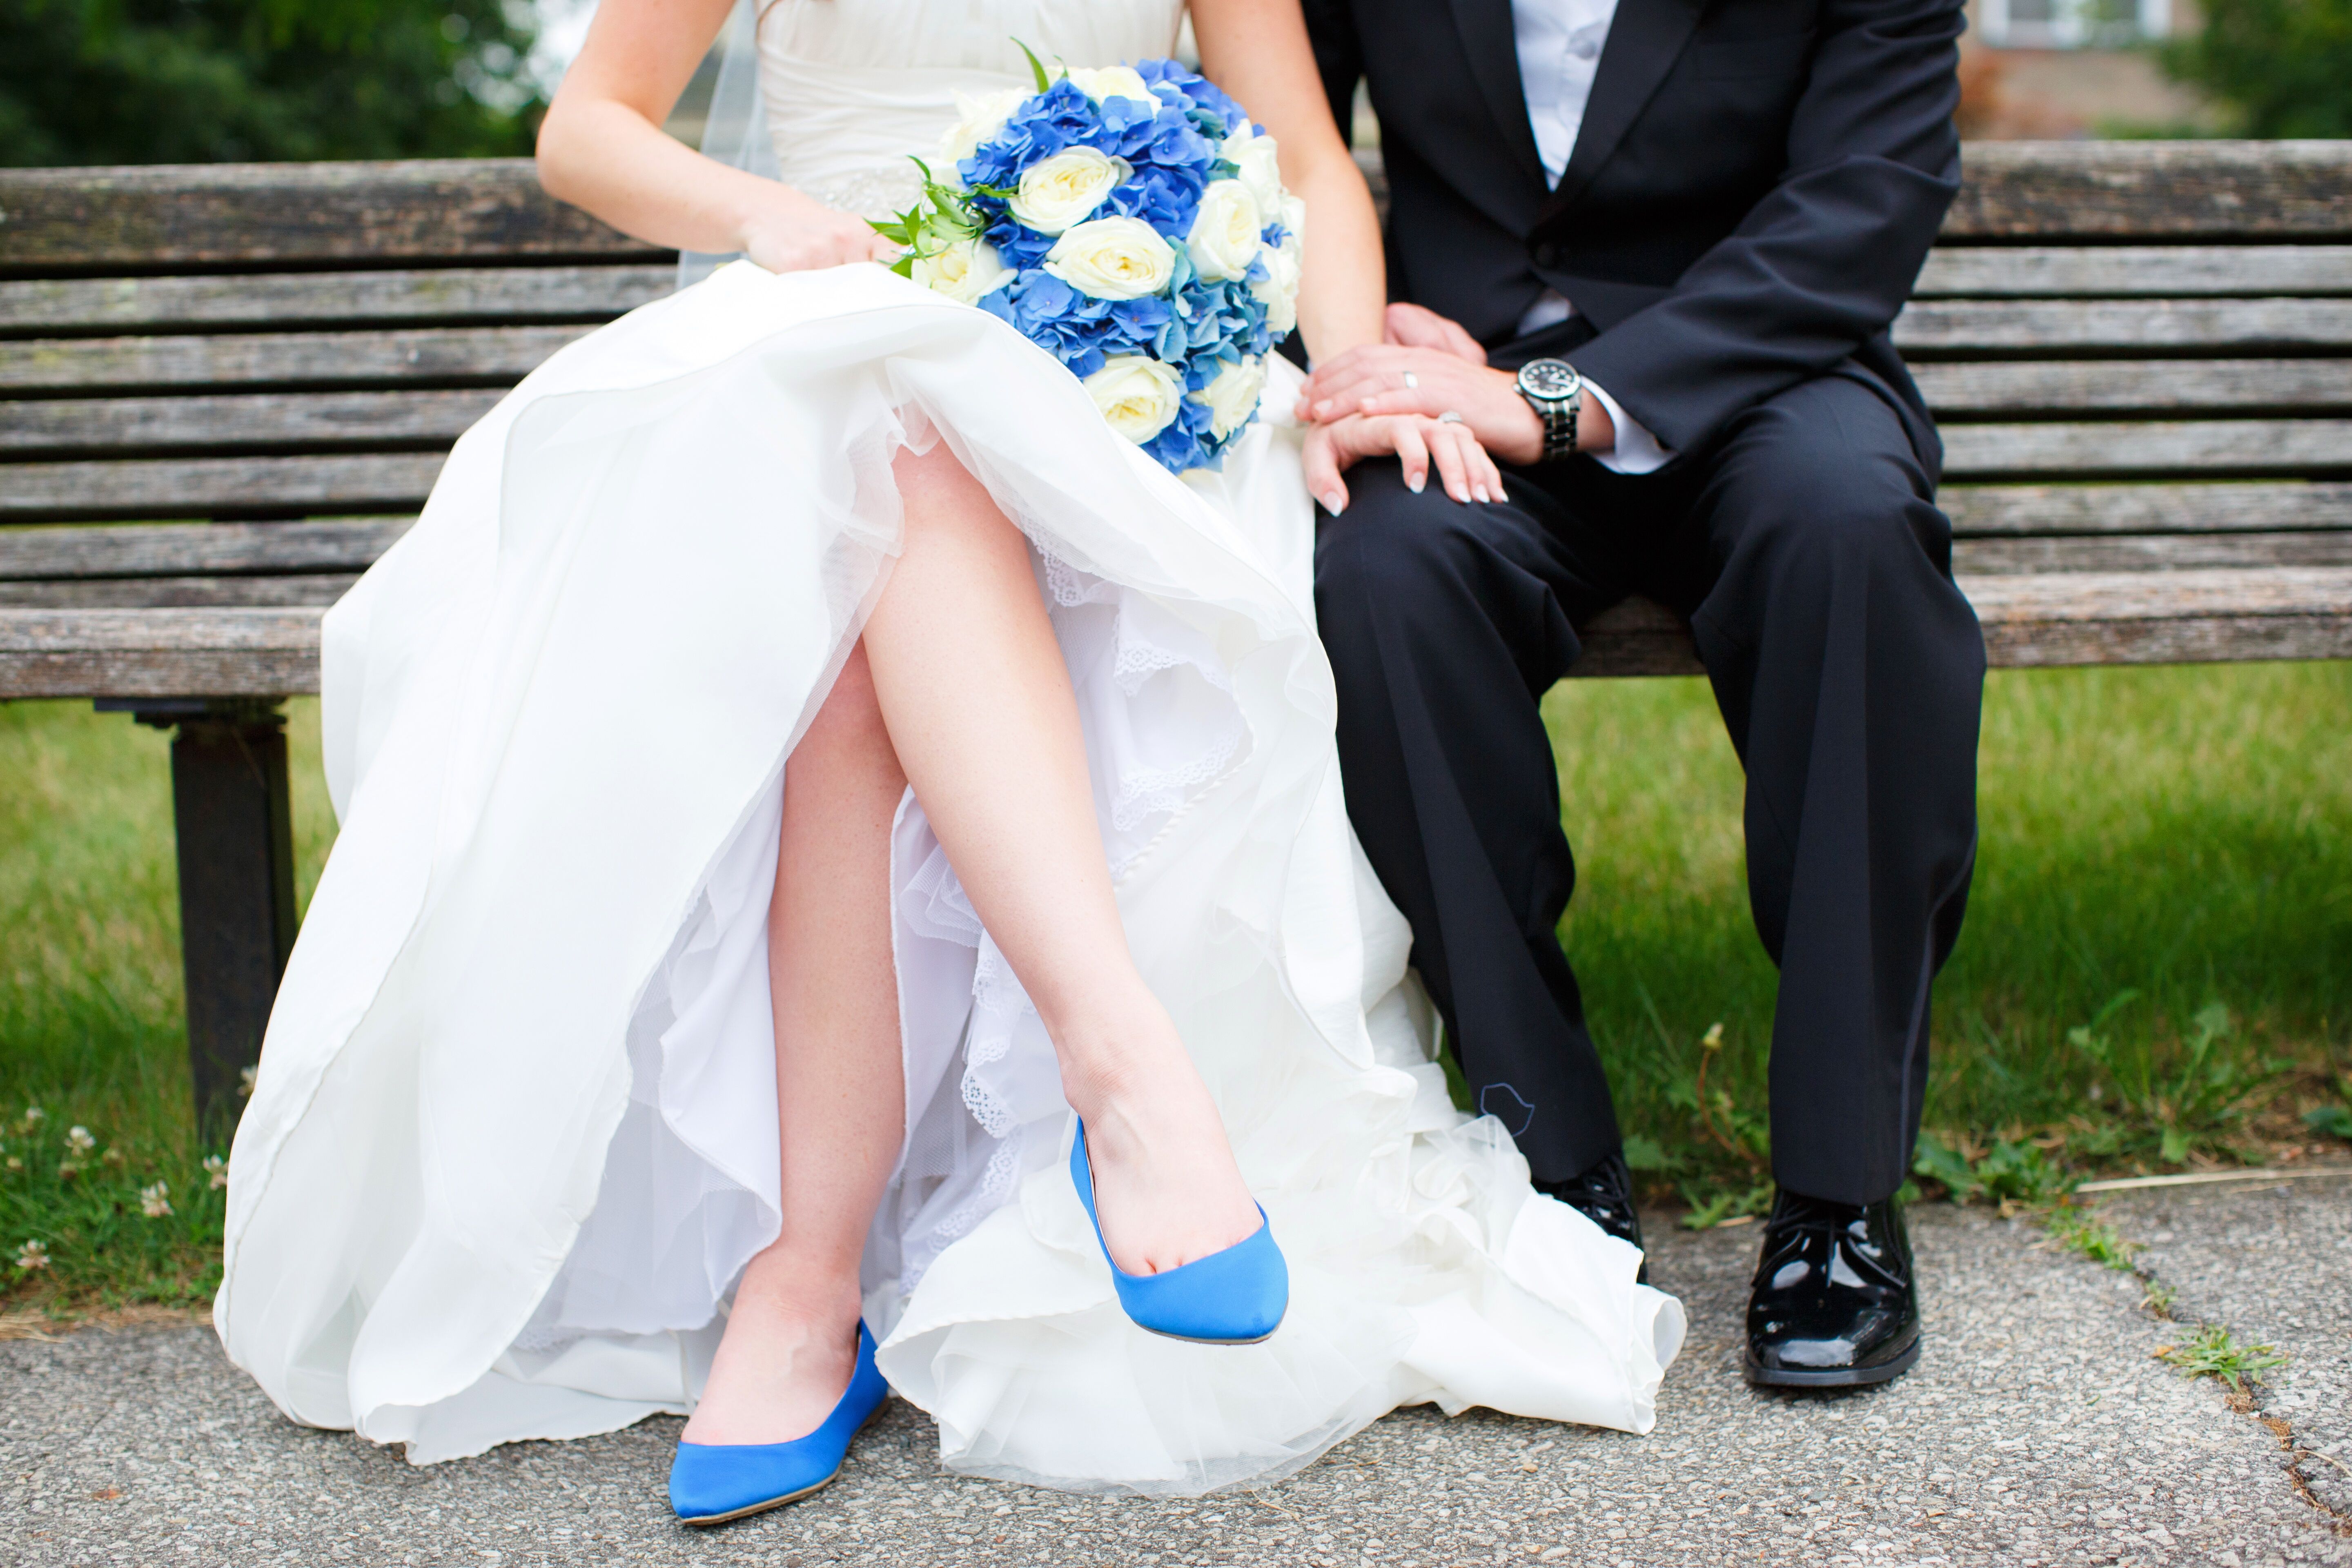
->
215 0 1684 1518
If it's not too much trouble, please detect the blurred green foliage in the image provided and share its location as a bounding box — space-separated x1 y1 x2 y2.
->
2164 0 2352 138
0 0 544 166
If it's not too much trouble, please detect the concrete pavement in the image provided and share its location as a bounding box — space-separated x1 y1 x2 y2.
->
6 1176 2348 1567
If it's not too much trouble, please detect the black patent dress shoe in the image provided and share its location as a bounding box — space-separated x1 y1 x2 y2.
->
1744 1188 1920 1388
1535 1149 1650 1283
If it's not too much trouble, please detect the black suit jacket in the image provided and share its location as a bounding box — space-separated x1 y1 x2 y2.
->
1303 0 1964 473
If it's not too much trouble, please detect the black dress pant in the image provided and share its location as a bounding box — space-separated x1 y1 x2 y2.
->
1313 365 1986 1205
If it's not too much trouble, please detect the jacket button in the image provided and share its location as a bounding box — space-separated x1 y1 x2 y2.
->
1532 241 1559 267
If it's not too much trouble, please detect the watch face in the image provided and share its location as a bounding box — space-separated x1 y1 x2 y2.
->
1519 358 1582 401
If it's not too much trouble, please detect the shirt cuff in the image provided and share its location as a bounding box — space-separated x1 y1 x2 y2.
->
1583 380 1673 475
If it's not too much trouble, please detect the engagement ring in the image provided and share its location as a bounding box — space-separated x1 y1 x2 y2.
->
1437 410 1464 424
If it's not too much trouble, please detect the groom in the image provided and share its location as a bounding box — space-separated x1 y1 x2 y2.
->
1297 0 1984 1386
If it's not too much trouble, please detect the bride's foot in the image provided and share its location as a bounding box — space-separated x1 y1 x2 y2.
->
684 1265 862 1446
1067 1039 1263 1278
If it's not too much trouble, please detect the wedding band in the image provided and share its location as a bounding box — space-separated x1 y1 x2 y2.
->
1403 371 1419 390
1437 410 1465 424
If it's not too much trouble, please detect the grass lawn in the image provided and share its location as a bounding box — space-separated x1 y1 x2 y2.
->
3 661 2350 1310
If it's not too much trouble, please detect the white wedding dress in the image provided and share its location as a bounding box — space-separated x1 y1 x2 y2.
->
214 0 1684 1495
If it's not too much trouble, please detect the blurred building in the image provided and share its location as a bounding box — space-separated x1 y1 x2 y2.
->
1961 0 2221 137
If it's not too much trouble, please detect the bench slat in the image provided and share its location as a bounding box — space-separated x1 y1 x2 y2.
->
1913 245 2352 299
0 389 501 457
0 607 322 697
1965 566 2352 664
18 567 2342 699
1942 421 2352 480
0 265 671 335
0 454 444 522
0 575 359 608
5 143 2345 275
1914 360 2352 415
0 520 410 579
0 162 661 270
1956 531 2352 575
1942 481 2352 535
0 325 587 394
1941 141 2352 240
9 445 2349 526
1894 298 2352 354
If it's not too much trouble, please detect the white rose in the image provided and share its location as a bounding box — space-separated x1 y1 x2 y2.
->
1067 66 1154 108
1009 147 1129 235
1084 355 1185 443
1220 124 1285 219
937 86 1030 169
1252 199 1305 334
1194 356 1268 440
1043 216 1177 299
911 236 1014 305
1185 178 1263 283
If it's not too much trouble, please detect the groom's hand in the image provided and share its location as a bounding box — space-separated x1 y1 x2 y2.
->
1295 304 1615 467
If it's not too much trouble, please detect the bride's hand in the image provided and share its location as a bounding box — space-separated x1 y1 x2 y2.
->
1302 411 1505 517
738 186 902 274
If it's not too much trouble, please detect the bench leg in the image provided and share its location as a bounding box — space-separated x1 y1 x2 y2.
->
120 701 299 1141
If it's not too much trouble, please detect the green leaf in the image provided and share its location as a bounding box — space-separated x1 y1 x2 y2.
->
2303 1104 2352 1141
1620 1134 1673 1172
1015 38 1052 94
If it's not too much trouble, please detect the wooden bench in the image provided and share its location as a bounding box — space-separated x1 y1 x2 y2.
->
4 141 2349 1131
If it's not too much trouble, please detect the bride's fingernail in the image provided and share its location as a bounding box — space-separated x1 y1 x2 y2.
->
1407 473 1425 494
1323 492 1347 514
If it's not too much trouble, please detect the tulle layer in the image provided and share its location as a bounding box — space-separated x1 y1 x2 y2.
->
215 261 1682 1489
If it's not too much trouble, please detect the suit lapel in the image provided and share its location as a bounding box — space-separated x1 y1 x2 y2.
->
1447 0 1548 191
1541 0 1708 220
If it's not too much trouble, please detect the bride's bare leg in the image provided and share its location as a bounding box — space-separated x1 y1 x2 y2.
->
862 445 1261 1274
684 646 907 1445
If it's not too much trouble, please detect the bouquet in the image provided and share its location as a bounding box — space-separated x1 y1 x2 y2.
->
876 48 1303 476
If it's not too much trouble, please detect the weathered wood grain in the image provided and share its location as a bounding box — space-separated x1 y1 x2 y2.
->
0 607 322 698
0 265 671 334
0 389 500 457
1962 567 2352 665
0 574 358 608
1941 421 2352 480
1915 360 2352 416
0 454 444 522
0 519 410 579
1893 298 2352 354
0 161 664 270
0 325 586 393
1942 481 2352 536
1956 531 2352 575
1942 141 2352 240
1566 597 1702 677
1913 245 2352 299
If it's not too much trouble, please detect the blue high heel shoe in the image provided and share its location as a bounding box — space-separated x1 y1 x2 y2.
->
1070 1118 1288 1345
668 1321 890 1526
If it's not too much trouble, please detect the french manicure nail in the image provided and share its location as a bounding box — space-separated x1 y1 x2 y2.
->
1407 474 1425 494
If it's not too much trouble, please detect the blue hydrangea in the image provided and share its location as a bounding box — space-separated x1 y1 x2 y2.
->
917 56 1288 474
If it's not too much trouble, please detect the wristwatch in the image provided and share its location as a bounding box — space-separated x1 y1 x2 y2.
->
1515 358 1584 462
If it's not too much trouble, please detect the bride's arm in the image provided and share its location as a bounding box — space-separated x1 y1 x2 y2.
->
1190 0 1385 365
535 0 895 272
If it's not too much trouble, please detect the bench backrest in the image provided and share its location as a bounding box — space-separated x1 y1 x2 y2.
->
3 141 2349 681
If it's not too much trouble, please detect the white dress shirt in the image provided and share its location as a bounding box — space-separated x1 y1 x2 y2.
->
1508 0 1672 473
